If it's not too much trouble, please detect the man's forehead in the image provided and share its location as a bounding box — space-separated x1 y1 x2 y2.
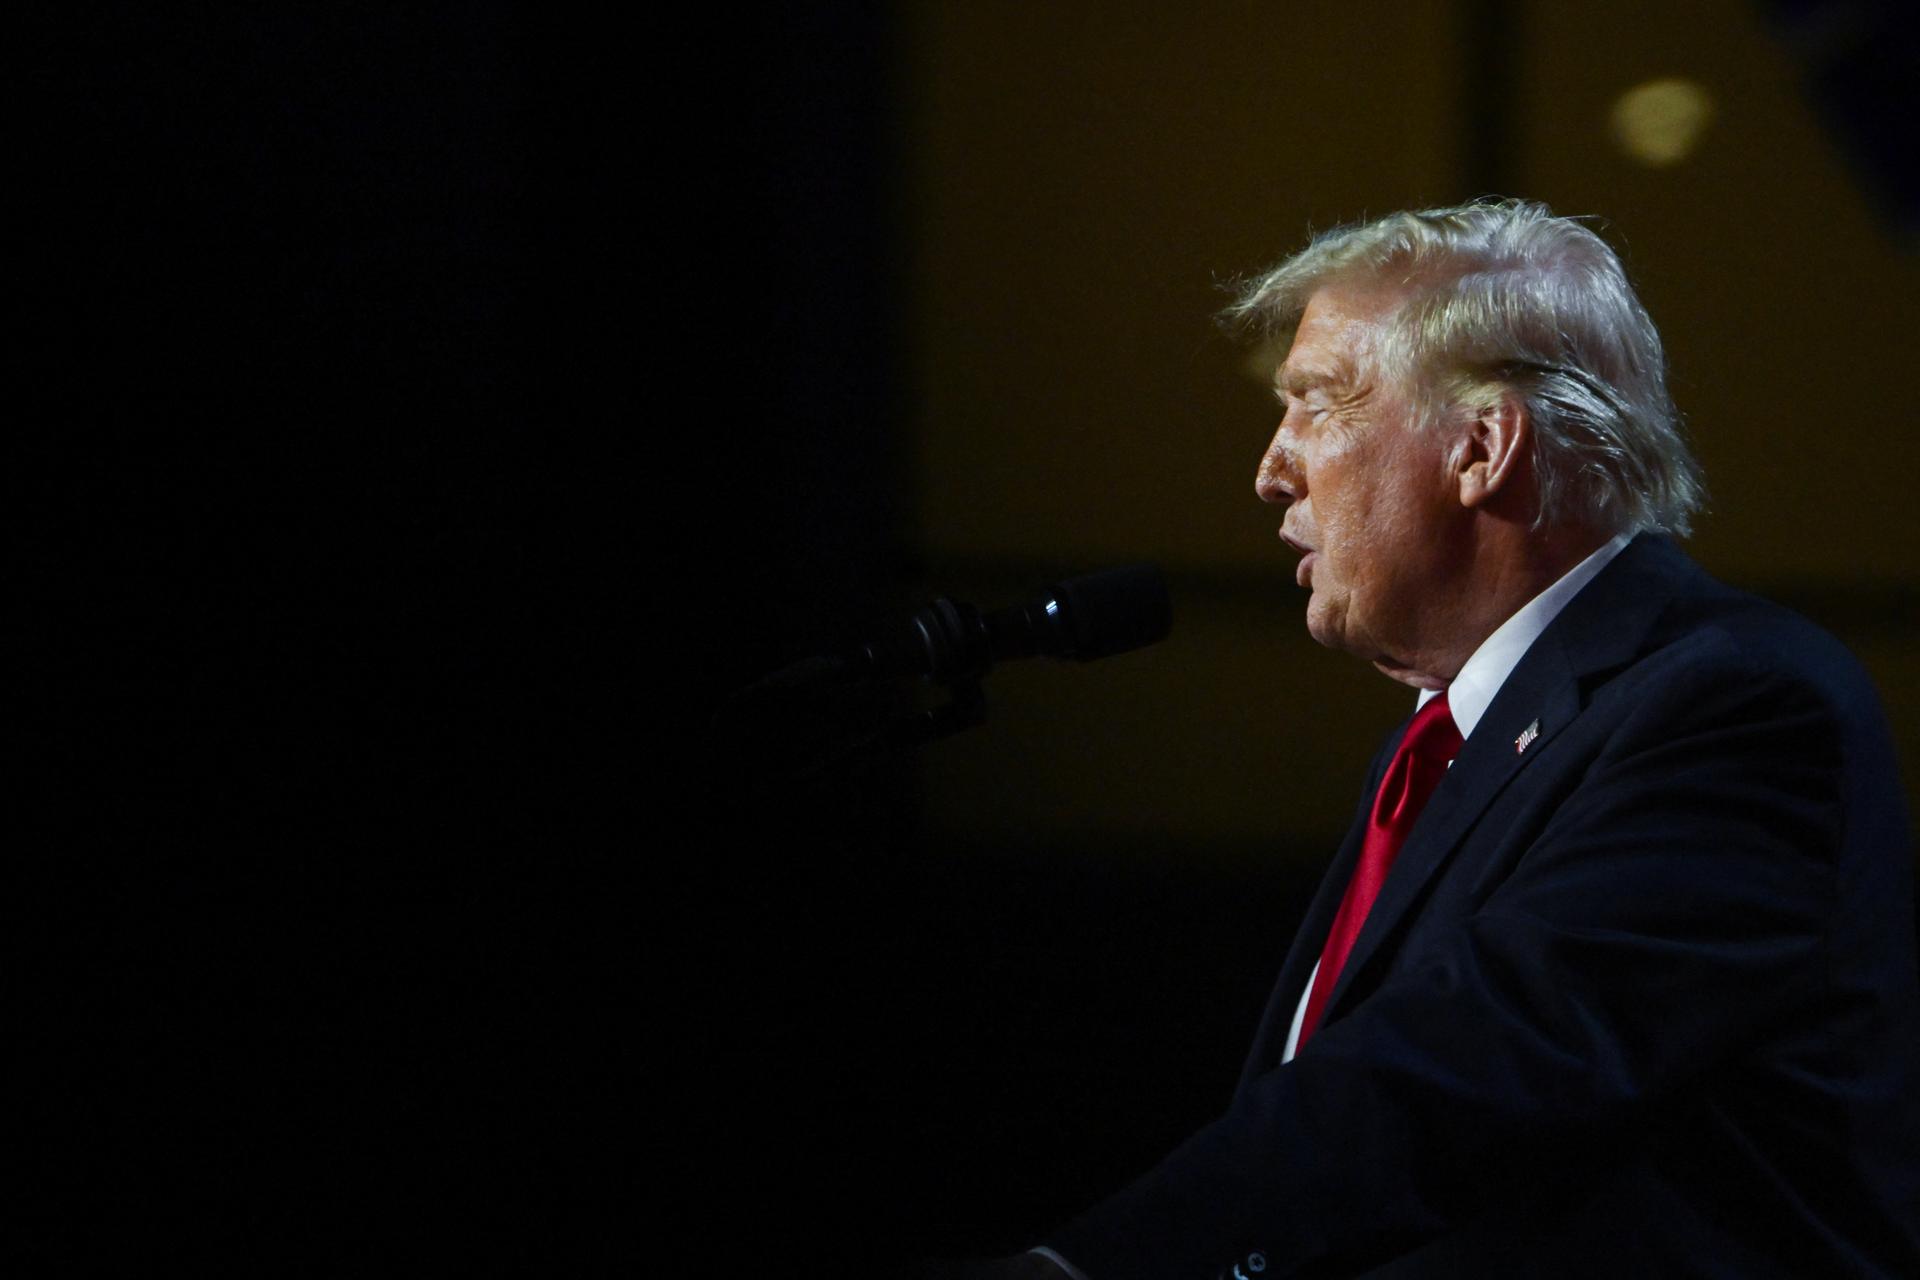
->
1276 282 1398 390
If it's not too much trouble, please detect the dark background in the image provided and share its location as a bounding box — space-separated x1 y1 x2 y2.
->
24 3 1917 1273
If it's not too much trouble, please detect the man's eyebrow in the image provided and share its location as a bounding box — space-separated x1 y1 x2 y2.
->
1274 363 1345 396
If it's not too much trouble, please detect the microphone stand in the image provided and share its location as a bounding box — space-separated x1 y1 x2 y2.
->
884 677 986 751
710 651 989 787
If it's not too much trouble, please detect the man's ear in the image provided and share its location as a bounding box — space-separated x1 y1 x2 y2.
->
1456 392 1530 509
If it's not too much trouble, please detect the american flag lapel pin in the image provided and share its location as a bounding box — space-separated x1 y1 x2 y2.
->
1515 718 1541 754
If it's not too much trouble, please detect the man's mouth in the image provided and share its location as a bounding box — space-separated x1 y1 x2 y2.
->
1279 530 1316 587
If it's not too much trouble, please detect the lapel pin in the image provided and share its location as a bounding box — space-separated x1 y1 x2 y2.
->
1515 719 1541 754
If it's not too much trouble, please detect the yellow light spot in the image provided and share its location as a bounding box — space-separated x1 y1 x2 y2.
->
1610 78 1716 167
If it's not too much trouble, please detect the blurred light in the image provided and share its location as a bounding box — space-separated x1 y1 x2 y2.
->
1610 78 1716 167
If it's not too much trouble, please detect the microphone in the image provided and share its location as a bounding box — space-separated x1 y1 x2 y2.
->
714 566 1171 772
848 563 1171 684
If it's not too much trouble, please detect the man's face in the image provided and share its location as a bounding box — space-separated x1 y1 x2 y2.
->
1255 283 1460 685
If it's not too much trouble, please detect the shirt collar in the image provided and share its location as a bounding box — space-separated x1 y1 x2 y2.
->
1416 533 1631 740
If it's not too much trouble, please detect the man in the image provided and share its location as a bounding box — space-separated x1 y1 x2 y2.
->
947 200 1920 1277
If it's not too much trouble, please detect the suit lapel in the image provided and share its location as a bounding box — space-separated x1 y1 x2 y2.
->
1315 533 1688 1029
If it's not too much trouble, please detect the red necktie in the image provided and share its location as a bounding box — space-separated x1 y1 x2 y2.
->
1296 691 1463 1049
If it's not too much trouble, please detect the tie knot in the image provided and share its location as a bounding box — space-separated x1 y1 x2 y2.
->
1404 692 1463 764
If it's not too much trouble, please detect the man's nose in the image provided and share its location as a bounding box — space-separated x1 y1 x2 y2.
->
1256 425 1300 505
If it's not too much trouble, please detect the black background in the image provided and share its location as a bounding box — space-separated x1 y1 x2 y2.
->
24 6 1316 1271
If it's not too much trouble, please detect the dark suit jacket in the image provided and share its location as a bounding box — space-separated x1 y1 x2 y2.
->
1045 535 1920 1278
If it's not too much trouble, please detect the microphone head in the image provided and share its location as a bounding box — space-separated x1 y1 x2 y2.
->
1041 563 1171 661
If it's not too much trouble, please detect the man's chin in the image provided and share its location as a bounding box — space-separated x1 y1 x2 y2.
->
1302 603 1340 651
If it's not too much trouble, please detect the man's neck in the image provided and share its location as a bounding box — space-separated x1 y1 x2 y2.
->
1471 522 1614 635
1373 519 1616 689
1429 532 1634 736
